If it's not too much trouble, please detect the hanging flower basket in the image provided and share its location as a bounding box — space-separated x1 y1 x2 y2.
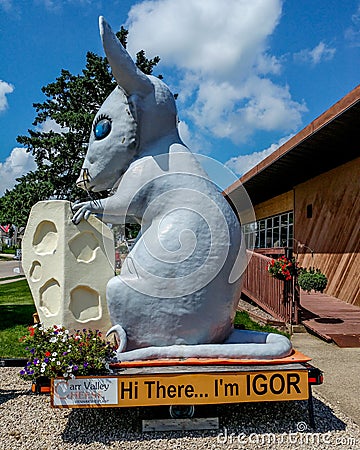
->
298 267 328 293
267 256 299 281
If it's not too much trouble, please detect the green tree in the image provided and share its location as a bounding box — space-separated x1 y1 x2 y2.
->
17 52 115 201
0 172 53 227
1 30 161 227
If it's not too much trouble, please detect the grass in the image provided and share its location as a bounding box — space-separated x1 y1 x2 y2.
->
234 310 290 338
1 247 16 254
0 280 35 358
0 279 33 304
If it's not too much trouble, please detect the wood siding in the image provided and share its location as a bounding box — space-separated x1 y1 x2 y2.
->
254 191 293 220
294 158 360 306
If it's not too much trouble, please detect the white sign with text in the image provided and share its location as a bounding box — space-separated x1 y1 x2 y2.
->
52 377 118 407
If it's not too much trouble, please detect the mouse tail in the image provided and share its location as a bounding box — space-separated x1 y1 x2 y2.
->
113 330 292 361
106 324 127 353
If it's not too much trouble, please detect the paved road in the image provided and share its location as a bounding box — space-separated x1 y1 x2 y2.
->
292 332 360 426
0 259 24 279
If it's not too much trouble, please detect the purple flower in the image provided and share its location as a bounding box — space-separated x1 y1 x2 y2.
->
30 348 35 354
19 370 25 375
44 358 49 363
73 365 78 371
83 362 89 368
33 358 39 365
63 352 68 356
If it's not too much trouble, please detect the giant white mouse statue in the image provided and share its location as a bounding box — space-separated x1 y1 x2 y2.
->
73 17 292 361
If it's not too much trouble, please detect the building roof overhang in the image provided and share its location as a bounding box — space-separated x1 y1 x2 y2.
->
225 85 360 206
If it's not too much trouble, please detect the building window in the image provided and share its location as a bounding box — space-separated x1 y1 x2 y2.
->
243 211 293 249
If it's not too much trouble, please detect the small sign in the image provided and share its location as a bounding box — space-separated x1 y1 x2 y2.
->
52 377 118 408
0 224 11 233
51 370 308 408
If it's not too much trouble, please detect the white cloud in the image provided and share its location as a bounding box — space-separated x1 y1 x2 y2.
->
0 120 67 196
0 80 14 112
345 4 360 47
38 117 68 133
127 0 282 78
294 41 336 65
125 0 305 145
0 148 36 196
187 76 306 143
225 134 293 176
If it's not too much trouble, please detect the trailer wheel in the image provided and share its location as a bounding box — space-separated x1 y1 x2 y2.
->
169 405 195 419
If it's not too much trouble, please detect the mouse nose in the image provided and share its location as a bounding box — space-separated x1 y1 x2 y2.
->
76 168 91 191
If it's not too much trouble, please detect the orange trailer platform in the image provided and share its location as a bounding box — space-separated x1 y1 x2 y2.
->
50 349 323 429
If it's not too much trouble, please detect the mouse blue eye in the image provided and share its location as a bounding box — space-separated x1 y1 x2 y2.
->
94 118 111 140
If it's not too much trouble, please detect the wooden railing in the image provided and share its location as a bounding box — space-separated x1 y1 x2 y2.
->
241 250 300 324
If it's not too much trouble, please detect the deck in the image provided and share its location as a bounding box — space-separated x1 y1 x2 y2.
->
300 292 360 347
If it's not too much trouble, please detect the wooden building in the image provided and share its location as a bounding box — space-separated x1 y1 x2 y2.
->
225 85 360 307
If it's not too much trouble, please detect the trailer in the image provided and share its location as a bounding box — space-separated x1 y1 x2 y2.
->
50 350 323 430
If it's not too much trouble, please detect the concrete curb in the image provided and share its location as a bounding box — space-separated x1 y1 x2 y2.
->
0 276 26 285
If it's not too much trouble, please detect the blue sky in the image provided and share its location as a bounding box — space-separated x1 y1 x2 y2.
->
0 0 359 195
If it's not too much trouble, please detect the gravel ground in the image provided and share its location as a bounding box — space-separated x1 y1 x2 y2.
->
237 299 275 324
1 368 359 450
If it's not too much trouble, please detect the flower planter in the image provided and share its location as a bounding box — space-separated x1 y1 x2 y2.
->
19 325 115 388
298 268 328 294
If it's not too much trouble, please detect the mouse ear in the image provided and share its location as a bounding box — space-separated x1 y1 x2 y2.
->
99 16 153 97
